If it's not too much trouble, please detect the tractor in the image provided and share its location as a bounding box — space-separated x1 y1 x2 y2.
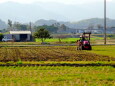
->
77 32 92 50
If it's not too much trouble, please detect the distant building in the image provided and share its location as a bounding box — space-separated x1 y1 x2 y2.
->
9 31 32 42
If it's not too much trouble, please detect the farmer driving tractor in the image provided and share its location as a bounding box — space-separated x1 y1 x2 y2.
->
76 32 92 50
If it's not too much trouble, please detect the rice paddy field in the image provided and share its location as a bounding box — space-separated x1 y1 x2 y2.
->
0 45 115 62
0 66 115 86
0 45 115 86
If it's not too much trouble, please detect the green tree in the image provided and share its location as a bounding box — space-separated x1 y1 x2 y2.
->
8 19 12 27
60 24 67 31
97 24 103 29
0 33 3 41
35 25 58 33
8 19 12 31
34 28 51 43
14 22 28 30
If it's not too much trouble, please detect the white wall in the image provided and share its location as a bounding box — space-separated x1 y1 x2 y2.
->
13 34 20 40
27 34 31 40
12 34 31 41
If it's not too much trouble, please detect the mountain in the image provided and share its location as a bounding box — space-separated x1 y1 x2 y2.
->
35 18 115 29
71 18 115 29
0 17 115 31
0 19 7 29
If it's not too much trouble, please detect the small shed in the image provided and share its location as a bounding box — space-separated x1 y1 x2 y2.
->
10 31 32 42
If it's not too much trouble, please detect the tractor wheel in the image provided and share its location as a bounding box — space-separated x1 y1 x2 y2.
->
88 46 92 50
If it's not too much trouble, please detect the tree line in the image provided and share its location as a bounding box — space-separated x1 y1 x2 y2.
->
7 20 69 33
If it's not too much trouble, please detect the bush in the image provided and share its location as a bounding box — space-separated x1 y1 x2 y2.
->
17 60 23 65
107 34 115 39
0 33 3 41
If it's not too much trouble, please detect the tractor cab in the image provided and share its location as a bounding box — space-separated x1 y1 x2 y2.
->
77 32 92 50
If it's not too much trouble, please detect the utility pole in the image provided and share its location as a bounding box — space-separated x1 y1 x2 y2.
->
29 22 32 41
30 22 32 32
104 0 107 44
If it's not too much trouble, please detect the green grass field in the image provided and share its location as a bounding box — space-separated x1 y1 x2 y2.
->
35 38 78 43
0 36 114 45
35 38 103 43
0 66 115 86
89 45 115 57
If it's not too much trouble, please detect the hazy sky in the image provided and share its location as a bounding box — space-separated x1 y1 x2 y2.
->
0 0 114 23
0 0 114 4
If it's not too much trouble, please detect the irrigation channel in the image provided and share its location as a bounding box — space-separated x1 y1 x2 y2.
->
0 63 115 67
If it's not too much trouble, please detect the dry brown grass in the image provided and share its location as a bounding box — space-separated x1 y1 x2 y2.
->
0 46 114 62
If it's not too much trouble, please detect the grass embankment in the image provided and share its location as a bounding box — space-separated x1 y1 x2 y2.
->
0 42 41 45
0 61 115 67
0 66 115 86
